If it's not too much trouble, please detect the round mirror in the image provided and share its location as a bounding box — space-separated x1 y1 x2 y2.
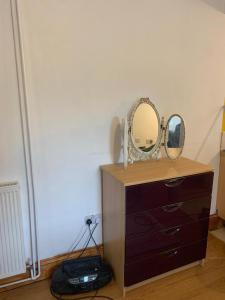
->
131 99 161 155
165 114 185 159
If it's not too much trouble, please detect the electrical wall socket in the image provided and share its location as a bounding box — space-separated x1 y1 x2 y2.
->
84 214 102 225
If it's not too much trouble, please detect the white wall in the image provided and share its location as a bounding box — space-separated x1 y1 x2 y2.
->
0 0 31 258
2 0 225 260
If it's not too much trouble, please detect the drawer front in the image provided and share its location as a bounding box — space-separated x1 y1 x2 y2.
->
126 172 213 215
124 239 207 286
126 196 211 238
125 218 209 264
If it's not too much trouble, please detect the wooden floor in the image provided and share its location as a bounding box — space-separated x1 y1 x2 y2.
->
2 234 225 300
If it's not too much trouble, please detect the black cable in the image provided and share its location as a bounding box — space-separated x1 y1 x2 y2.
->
50 287 98 300
50 287 114 300
51 223 114 300
68 226 86 251
65 228 88 261
88 224 101 257
62 225 98 273
77 224 98 259
70 228 88 252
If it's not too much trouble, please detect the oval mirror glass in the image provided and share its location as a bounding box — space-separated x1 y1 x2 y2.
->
131 101 160 154
165 114 185 159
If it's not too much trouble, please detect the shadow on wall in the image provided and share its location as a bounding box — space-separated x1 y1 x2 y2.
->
202 0 225 13
209 152 220 211
195 106 223 161
110 117 122 163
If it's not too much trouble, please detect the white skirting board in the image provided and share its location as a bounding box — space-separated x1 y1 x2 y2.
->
211 227 225 244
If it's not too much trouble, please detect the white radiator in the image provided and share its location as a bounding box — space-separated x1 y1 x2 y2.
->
0 183 26 279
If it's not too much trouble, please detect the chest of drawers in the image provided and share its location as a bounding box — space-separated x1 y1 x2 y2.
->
101 157 213 295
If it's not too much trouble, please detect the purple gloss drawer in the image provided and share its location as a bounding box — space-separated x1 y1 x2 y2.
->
125 218 209 263
124 239 207 286
126 197 211 238
126 172 213 215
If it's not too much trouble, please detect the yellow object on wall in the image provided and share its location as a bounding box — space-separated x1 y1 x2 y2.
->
221 100 225 150
222 100 225 133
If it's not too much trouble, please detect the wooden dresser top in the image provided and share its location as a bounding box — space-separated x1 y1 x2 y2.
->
101 157 213 186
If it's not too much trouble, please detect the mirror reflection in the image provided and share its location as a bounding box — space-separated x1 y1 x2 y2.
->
166 115 185 159
132 103 159 153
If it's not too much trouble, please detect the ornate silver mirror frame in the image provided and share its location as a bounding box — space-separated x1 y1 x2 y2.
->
127 98 163 164
164 114 185 160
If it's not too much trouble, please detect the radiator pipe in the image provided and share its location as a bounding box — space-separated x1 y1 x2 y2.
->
0 0 41 288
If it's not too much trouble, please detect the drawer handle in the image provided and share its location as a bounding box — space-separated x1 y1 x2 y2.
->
162 202 184 213
166 250 178 258
164 227 181 236
164 177 185 188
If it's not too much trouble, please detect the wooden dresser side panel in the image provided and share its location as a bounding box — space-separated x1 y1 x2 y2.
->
102 171 125 294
